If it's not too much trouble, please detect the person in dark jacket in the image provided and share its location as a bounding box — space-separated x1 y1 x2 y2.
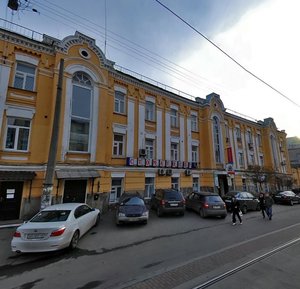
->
258 193 266 218
265 192 274 220
231 197 242 225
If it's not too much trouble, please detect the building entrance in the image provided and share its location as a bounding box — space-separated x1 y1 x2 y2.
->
0 181 23 220
63 180 87 203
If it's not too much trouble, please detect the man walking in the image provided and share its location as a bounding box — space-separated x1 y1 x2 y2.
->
231 196 242 225
265 192 274 220
258 192 266 218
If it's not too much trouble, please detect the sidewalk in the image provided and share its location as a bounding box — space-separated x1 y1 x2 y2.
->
0 219 23 229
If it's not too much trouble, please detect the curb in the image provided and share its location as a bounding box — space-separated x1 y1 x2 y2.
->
0 223 22 229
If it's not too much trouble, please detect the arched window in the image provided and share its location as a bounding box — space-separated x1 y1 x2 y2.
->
69 72 92 152
213 116 221 163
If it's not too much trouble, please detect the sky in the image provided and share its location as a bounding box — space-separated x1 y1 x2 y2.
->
1 0 299 137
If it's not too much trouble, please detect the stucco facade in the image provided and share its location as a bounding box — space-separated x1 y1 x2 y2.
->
0 25 292 220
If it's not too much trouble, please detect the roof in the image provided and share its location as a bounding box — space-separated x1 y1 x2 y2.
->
56 169 99 179
0 171 36 181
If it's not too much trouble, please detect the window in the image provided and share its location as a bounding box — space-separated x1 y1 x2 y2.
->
145 101 155 121
5 117 30 151
191 114 198 131
113 134 125 156
259 155 264 166
192 145 198 163
238 152 244 167
145 177 155 198
170 108 178 128
171 177 179 190
249 154 255 165
236 127 241 140
193 177 199 192
145 139 154 159
213 116 221 163
14 62 36 91
247 130 252 144
171 143 179 161
110 178 123 203
69 72 92 152
114 91 126 114
257 134 262 147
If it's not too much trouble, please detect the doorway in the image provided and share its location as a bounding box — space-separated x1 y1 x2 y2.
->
217 175 229 197
0 181 23 220
63 180 87 203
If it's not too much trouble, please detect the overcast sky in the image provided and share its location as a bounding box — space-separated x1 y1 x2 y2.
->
1 0 299 137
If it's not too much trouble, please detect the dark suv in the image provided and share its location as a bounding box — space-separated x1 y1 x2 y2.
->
150 189 185 217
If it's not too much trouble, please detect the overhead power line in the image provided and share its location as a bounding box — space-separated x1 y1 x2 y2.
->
154 0 300 109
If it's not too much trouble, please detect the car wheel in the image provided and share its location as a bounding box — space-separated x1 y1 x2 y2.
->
241 205 247 214
69 230 80 250
180 211 185 217
157 207 162 217
221 215 227 219
290 200 294 206
94 213 101 227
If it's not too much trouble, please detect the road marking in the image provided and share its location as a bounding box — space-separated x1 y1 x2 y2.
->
192 236 300 289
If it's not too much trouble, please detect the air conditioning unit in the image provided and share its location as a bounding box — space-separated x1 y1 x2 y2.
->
166 169 173 176
158 169 165 176
185 169 192 176
139 149 146 157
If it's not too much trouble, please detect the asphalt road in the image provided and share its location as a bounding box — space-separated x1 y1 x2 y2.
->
1 204 300 289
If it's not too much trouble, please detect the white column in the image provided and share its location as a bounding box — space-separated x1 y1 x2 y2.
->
138 103 145 149
0 64 11 136
90 86 99 162
165 111 171 160
187 116 192 162
127 99 135 157
180 115 185 161
157 109 163 160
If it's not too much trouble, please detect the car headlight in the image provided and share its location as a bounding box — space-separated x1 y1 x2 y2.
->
142 211 149 217
118 212 126 217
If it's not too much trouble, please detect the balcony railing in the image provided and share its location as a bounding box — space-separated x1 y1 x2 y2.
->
0 17 43 42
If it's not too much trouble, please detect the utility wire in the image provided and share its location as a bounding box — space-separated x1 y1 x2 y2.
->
27 0 271 122
154 0 300 108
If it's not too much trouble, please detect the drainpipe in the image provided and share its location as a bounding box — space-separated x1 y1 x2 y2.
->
41 59 64 209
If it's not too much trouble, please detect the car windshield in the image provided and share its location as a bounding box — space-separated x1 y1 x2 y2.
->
206 196 223 202
30 210 71 222
165 191 182 200
122 197 144 206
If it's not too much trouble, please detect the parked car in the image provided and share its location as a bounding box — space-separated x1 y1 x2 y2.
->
223 191 260 214
115 193 149 225
186 192 227 218
11 203 101 253
273 191 300 205
150 189 185 217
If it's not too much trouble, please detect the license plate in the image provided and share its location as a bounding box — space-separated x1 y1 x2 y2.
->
26 233 46 240
169 203 178 207
213 206 221 209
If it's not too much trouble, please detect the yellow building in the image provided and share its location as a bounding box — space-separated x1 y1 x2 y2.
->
0 23 292 220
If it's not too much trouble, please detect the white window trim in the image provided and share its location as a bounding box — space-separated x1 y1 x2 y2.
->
146 96 155 103
113 124 127 134
15 53 39 66
6 106 35 119
114 85 127 94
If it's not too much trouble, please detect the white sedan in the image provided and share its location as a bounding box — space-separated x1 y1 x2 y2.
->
11 203 101 253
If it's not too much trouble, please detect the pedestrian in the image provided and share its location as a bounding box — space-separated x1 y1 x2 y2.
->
231 196 242 225
258 192 266 218
264 192 274 220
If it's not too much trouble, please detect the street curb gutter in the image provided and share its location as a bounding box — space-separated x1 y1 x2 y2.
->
0 223 22 229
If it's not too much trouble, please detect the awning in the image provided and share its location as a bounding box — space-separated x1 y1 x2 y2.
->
56 169 100 179
0 171 36 181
